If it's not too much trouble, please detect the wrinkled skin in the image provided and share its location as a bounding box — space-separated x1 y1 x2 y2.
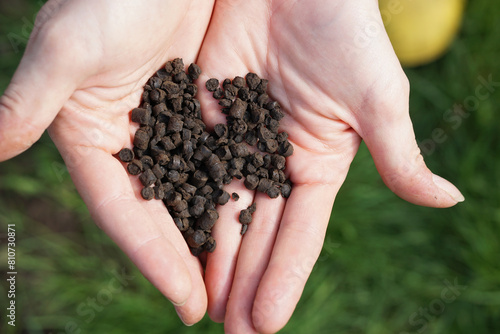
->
0 0 463 333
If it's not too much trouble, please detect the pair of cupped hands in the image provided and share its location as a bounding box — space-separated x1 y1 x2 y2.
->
0 0 464 333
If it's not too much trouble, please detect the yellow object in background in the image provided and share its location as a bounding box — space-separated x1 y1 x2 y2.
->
379 0 465 67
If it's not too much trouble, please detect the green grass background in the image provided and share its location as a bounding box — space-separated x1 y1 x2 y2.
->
1 1 499 333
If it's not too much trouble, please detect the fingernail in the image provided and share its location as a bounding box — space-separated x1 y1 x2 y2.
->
169 298 187 307
175 308 193 327
432 174 465 203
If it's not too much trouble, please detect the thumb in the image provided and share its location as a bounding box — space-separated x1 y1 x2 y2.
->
359 85 464 208
0 24 82 161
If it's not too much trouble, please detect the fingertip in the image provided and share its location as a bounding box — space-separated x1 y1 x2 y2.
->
432 174 465 204
174 293 207 326
172 254 208 327
131 237 192 307
0 91 45 161
381 160 463 208
207 303 226 323
175 307 194 327
252 296 287 334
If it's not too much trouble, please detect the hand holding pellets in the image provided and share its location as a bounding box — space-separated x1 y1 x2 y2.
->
117 58 293 255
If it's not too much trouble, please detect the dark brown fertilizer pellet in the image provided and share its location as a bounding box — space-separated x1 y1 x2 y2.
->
257 178 273 193
266 184 281 198
133 130 150 150
216 190 231 205
245 73 261 90
174 217 190 232
187 229 207 248
190 246 204 257
239 202 257 225
139 169 156 187
127 159 143 175
188 63 201 81
131 108 150 125
213 87 224 99
204 236 216 253
118 148 134 163
154 185 165 200
141 187 154 200
239 210 253 225
244 174 259 190
248 203 257 214
240 224 248 235
197 209 219 231
281 182 292 198
119 59 294 256
206 78 219 92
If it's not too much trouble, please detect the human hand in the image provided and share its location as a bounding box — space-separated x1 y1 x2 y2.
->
197 1 464 333
0 0 215 325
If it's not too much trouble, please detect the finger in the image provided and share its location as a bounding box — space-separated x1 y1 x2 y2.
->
357 80 464 208
205 179 254 322
0 21 87 161
58 147 193 307
224 192 285 334
128 176 208 326
251 183 338 334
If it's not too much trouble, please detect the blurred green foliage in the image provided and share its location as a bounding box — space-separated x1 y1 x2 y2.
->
1 0 499 333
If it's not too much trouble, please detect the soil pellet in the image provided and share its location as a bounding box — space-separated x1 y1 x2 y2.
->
127 159 143 175
277 131 288 143
281 182 292 198
224 84 238 100
206 78 219 92
133 130 150 150
229 98 247 119
140 155 154 170
245 73 261 90
239 202 256 225
190 246 204 257
141 187 154 200
131 108 150 125
197 209 219 231
248 203 257 214
266 184 281 198
154 185 165 200
279 141 294 157
271 155 286 170
118 148 134 163
171 58 184 75
240 224 248 235
139 169 156 187
174 217 190 232
244 174 259 190
204 236 216 253
187 229 207 248
120 59 294 256
239 210 252 225
232 76 245 88
188 63 201 81
257 178 273 193
216 190 230 205
213 87 224 99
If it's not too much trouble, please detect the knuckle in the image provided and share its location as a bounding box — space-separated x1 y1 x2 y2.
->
0 84 25 117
